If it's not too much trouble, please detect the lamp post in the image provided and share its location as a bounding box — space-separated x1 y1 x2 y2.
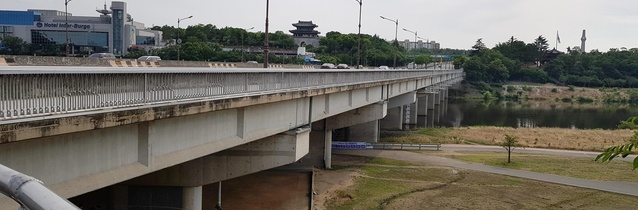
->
65 0 71 57
177 15 193 61
263 0 270 68
403 28 417 68
241 27 254 62
402 28 417 51
380 16 398 68
355 0 362 69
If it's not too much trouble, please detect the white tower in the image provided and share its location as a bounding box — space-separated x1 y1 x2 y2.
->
580 30 587 53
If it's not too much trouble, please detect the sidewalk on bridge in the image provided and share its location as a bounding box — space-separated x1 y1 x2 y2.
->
334 149 638 197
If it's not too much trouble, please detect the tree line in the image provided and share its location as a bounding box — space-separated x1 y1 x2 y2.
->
457 36 638 88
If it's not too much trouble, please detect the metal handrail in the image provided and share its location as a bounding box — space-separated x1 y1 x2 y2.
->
0 67 463 122
0 164 80 210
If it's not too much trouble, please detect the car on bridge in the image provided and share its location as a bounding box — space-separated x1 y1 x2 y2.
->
138 56 162 61
336 64 350 69
321 63 335 69
88 53 116 59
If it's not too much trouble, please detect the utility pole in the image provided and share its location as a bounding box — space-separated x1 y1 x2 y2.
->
65 0 71 57
355 0 362 69
263 0 270 68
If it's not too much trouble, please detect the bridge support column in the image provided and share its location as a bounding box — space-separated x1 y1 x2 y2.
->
426 93 436 127
183 186 203 210
381 92 416 131
324 128 333 169
347 120 380 143
380 106 403 130
441 88 449 118
416 93 429 128
404 102 418 130
432 92 442 126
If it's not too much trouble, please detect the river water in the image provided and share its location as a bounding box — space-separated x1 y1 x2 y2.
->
441 100 638 129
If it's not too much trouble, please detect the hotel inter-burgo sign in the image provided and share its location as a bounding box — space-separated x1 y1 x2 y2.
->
35 22 92 30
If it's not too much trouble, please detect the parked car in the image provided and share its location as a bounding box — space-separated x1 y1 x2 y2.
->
336 64 350 69
247 61 258 64
378 65 390 70
138 56 161 61
321 63 335 69
88 53 116 59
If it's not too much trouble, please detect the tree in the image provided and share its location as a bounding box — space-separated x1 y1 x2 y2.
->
0 36 31 55
470 38 486 56
597 117 638 169
502 134 521 163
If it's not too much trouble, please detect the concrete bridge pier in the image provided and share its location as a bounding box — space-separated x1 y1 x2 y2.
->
380 92 416 130
416 93 429 128
299 102 387 169
426 93 437 127
440 88 449 119
432 92 442 125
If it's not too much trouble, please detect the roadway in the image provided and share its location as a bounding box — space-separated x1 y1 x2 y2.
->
335 147 638 197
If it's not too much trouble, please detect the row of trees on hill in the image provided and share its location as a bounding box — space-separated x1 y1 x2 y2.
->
456 36 638 88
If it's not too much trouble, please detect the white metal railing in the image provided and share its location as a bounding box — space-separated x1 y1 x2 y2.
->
0 67 463 122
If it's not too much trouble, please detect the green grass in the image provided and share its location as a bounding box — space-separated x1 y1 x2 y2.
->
444 152 638 182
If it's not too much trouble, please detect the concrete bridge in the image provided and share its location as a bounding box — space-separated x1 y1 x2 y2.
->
0 66 463 209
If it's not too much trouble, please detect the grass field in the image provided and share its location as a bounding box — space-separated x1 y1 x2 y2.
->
382 126 634 151
324 155 638 210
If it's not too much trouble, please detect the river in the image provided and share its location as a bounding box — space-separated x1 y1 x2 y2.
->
441 100 638 129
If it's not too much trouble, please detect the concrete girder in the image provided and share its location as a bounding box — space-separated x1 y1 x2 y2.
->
124 127 310 187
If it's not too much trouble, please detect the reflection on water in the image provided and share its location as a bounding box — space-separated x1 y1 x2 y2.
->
441 100 638 129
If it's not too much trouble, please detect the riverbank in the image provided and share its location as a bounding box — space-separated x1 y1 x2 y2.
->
382 126 634 151
462 83 636 103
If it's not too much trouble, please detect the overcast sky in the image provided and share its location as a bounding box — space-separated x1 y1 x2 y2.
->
5 0 638 51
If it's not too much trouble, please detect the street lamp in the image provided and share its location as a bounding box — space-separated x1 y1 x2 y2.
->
241 27 254 62
402 28 417 51
177 15 193 61
65 0 71 57
355 0 362 69
403 28 418 68
263 0 270 68
380 16 398 68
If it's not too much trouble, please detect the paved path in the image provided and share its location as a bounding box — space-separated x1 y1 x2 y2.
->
440 144 637 162
335 149 638 197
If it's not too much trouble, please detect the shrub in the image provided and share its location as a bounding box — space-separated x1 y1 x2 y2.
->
506 85 517 93
568 85 575 92
551 88 558 93
561 97 573 103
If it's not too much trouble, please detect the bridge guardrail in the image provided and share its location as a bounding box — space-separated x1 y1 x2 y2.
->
0 67 463 122
371 143 441 151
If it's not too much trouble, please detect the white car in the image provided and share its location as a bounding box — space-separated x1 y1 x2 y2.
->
138 56 161 61
378 66 390 70
321 63 336 69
